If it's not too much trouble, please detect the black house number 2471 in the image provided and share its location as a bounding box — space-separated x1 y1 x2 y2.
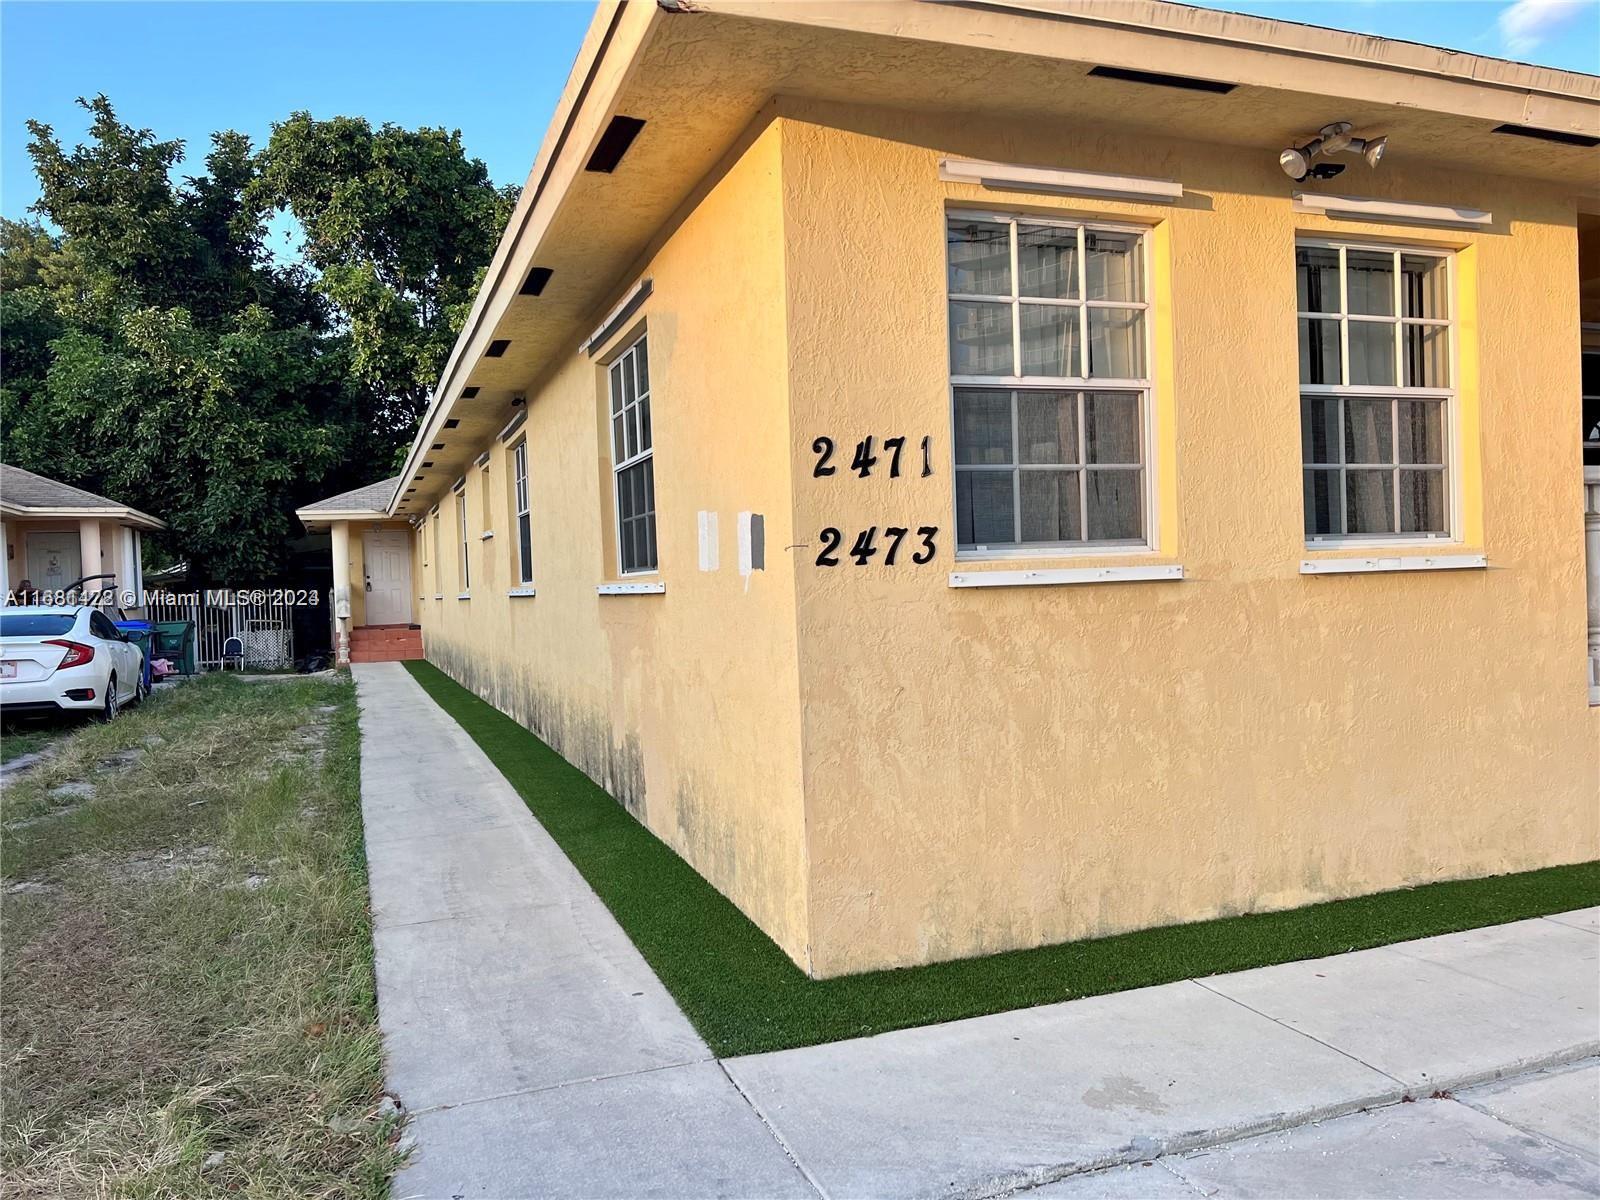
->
812 435 933 479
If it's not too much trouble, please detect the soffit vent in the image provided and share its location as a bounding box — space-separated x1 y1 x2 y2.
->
1490 123 1599 148
1088 65 1235 94
586 116 646 173
485 340 511 358
520 267 554 296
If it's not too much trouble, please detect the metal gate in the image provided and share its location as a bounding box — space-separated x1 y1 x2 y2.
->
144 593 296 671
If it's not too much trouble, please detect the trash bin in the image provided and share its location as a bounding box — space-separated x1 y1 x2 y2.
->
152 621 197 675
113 620 154 692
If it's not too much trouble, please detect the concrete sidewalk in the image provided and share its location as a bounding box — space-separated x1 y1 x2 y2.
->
354 662 1598 1199
352 663 813 1200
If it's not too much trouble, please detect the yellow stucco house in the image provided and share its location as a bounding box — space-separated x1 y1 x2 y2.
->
300 0 1600 978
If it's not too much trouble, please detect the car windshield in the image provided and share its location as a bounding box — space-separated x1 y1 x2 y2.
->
0 614 77 637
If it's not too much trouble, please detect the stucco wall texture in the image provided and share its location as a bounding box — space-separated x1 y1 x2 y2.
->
390 108 1597 979
777 105 1598 975
414 123 814 966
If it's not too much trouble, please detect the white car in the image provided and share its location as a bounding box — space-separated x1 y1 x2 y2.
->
0 606 147 722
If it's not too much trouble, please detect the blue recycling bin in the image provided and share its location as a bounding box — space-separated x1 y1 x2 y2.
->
114 620 154 692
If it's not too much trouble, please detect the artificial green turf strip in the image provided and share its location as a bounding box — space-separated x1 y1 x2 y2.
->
404 659 1600 1058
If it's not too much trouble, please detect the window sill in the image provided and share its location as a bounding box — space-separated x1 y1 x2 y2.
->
954 543 1153 563
597 581 666 596
1299 553 1486 575
434 594 444 601
507 586 537 598
457 591 472 600
480 530 495 540
950 564 1184 588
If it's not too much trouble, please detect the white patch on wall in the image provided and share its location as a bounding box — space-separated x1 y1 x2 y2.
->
697 511 720 572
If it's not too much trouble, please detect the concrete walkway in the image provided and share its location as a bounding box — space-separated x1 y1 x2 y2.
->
352 663 813 1199
354 663 1599 1199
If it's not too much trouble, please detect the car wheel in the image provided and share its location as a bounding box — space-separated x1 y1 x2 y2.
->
136 676 150 704
100 674 120 723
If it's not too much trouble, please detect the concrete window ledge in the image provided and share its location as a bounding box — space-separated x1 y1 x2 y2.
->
457 591 472 600
950 565 1184 588
480 530 495 540
507 586 537 598
433 594 444 601
596 581 666 596
1300 553 1487 575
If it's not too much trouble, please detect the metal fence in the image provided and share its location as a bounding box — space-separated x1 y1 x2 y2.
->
143 592 296 671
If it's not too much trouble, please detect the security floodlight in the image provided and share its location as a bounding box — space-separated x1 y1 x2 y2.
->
1318 122 1354 154
1280 123 1387 180
1352 135 1387 167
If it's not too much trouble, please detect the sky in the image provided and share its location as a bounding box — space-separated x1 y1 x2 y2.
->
2 0 1597 228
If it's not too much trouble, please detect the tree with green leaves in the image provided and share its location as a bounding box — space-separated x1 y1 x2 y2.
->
1 96 515 580
251 113 518 436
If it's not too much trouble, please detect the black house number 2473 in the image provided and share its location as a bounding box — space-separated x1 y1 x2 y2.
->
812 435 933 479
816 525 938 567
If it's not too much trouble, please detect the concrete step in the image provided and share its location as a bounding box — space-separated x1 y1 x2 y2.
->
349 646 426 663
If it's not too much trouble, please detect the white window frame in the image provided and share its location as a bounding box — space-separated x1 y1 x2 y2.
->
1297 237 1458 545
455 479 471 592
946 209 1156 559
608 333 657 576
431 508 442 598
511 438 533 586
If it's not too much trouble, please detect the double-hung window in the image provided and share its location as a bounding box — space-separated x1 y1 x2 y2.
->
947 213 1150 553
608 335 656 574
1298 241 1454 540
511 439 533 584
456 480 470 590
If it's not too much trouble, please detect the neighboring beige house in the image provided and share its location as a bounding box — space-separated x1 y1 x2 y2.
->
302 0 1599 978
295 477 420 664
1 464 164 611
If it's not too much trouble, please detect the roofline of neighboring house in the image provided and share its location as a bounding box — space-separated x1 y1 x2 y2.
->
389 0 1600 522
294 507 395 529
0 502 166 531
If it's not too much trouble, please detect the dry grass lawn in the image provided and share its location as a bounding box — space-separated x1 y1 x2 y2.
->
1 673 401 1199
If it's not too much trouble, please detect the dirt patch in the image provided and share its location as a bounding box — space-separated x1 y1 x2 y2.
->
6 881 60 896
99 845 220 885
96 748 145 772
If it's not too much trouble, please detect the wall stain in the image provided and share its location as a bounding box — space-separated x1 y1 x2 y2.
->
427 636 648 822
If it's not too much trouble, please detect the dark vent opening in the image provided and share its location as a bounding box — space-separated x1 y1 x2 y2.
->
445 418 462 427
520 267 554 296
422 461 434 468
586 116 647 173
1490 123 1599 148
1088 65 1235 94
485 340 511 358
432 443 445 450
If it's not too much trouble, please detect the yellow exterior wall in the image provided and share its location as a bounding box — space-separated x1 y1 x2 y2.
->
390 106 1596 980
775 104 1598 976
414 122 814 965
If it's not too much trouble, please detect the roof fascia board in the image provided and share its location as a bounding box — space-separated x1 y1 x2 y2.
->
0 503 164 530
393 1 663 517
687 0 1599 120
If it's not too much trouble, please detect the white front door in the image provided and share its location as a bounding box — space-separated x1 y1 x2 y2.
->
26 532 82 597
362 530 412 627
